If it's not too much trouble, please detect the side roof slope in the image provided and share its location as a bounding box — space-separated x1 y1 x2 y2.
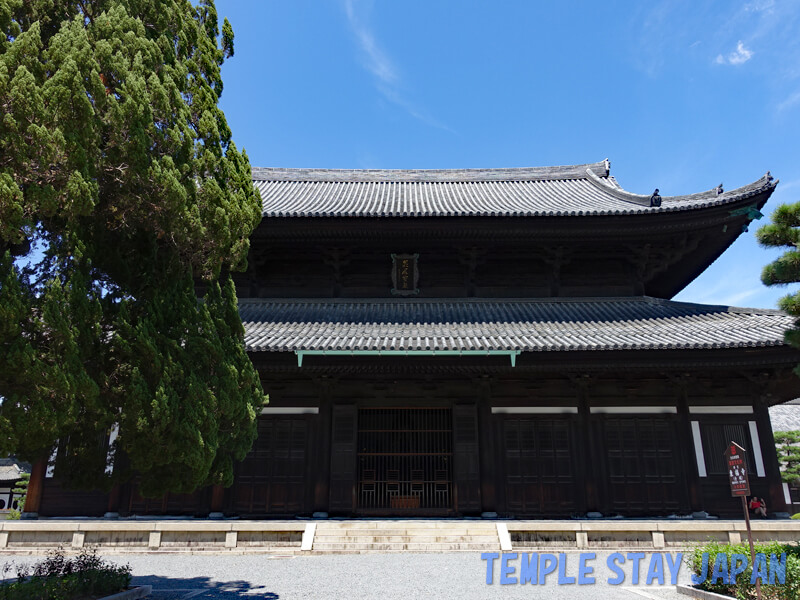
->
240 297 790 353
251 160 776 218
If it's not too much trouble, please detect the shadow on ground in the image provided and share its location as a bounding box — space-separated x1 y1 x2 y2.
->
133 574 279 599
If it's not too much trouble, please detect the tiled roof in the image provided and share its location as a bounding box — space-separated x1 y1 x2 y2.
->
0 459 27 482
240 297 790 353
251 161 776 218
770 401 800 432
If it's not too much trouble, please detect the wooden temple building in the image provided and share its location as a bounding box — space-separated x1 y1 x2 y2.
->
29 160 800 519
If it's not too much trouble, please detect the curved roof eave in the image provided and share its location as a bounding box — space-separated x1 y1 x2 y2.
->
584 167 777 210
251 160 778 218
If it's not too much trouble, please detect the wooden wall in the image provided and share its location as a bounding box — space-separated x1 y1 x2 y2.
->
36 364 795 519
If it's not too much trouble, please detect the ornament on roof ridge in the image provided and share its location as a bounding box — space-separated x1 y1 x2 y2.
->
716 184 724 195
649 189 662 207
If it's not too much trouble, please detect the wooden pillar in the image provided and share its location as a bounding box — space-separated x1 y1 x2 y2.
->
115 449 133 517
105 485 121 518
754 399 789 515
674 376 702 511
476 376 496 514
209 484 225 517
573 375 597 513
328 403 357 515
452 403 481 515
22 459 47 518
313 376 333 513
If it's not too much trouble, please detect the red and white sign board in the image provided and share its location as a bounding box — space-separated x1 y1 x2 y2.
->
725 441 750 497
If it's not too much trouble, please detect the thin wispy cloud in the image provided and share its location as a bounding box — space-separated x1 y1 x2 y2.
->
777 90 800 112
628 2 678 77
706 2 800 114
679 279 769 309
343 0 398 86
745 0 775 12
717 287 763 307
715 41 753 65
342 0 452 132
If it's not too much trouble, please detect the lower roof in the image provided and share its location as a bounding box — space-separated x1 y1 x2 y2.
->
239 297 790 354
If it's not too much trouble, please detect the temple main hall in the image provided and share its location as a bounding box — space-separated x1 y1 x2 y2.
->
35 160 800 519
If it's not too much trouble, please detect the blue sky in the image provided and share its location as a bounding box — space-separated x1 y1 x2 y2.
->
216 0 800 309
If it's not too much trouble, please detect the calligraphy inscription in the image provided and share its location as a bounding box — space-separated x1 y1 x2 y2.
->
391 253 419 296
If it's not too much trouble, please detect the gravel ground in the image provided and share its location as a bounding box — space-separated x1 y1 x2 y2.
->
0 550 699 599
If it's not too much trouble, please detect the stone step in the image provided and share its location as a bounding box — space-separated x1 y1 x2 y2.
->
311 521 500 552
312 542 500 551
316 522 497 529
311 536 500 545
314 525 497 530
314 529 495 537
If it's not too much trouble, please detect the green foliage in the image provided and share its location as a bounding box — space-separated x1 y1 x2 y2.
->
7 471 29 520
758 204 800 354
0 546 131 600
776 431 800 485
689 540 800 600
110 275 259 494
0 1 265 495
793 512 800 520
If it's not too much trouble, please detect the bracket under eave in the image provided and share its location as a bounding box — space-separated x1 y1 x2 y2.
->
295 349 520 368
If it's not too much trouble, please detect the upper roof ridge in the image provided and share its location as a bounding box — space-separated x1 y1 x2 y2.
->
251 160 610 182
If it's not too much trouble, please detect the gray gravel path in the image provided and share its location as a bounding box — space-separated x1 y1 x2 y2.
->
0 550 699 599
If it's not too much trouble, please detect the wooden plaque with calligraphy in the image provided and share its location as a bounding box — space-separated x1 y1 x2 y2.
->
391 253 419 296
725 441 751 497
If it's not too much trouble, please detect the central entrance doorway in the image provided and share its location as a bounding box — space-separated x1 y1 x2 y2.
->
356 408 454 515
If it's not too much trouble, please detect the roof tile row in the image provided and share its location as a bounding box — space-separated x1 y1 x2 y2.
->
251 162 775 218
239 297 790 354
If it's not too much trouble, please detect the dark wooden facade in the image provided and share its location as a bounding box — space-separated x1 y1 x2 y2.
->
34 163 800 519
216 352 794 519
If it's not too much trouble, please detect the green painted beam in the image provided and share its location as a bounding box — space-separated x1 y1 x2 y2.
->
295 349 520 367
728 204 764 221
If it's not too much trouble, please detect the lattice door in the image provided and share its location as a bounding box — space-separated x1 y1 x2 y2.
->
356 408 453 513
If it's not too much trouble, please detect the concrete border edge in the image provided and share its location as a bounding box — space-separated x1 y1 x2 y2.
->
99 585 153 600
675 584 734 599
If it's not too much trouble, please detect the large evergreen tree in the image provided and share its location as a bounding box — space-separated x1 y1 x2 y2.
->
0 0 264 495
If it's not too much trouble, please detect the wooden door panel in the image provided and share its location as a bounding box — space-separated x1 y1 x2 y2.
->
501 416 577 516
231 416 309 515
600 416 687 515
